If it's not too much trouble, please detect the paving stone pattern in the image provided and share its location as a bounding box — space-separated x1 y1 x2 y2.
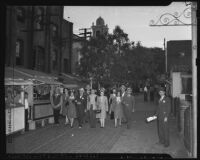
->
6 94 189 158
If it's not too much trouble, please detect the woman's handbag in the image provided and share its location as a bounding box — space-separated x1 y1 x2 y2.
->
95 109 101 114
94 106 101 114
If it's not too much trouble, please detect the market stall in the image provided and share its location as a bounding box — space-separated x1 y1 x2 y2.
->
5 78 33 135
28 76 63 128
5 67 87 130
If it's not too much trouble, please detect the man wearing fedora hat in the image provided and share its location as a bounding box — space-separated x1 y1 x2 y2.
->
85 87 91 123
120 84 127 123
155 87 171 147
75 88 87 128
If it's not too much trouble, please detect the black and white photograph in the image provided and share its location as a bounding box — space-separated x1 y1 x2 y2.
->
3 1 198 158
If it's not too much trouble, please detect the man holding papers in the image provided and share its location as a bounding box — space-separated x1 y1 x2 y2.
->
155 87 171 147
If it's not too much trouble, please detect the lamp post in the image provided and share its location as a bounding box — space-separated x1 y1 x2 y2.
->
164 38 167 73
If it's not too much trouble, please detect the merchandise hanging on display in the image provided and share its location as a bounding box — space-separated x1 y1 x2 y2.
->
5 78 33 135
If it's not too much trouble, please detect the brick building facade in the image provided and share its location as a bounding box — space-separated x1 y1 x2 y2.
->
167 40 192 72
6 6 72 75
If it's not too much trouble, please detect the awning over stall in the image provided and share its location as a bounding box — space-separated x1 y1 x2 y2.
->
5 78 33 86
5 67 87 88
5 67 33 80
7 67 62 85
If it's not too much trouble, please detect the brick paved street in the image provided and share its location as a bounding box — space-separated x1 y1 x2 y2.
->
6 94 189 158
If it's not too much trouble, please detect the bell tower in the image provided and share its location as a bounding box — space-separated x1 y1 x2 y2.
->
91 16 108 37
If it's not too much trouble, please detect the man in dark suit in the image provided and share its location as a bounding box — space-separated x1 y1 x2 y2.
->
75 88 87 128
155 87 171 147
121 87 135 129
121 85 127 123
51 87 62 126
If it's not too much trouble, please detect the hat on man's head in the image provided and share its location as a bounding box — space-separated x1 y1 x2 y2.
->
91 88 96 92
100 87 105 92
112 88 116 92
79 88 84 91
121 85 126 90
159 87 165 92
127 87 132 92
85 84 91 90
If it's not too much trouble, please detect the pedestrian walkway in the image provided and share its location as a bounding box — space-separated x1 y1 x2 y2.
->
6 95 189 158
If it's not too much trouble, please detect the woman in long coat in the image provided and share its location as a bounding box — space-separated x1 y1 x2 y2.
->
97 88 108 128
67 90 77 128
61 88 69 125
112 91 124 127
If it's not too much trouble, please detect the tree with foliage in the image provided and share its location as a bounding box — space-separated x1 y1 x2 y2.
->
77 25 165 88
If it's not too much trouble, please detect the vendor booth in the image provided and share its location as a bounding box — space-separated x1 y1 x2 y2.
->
5 67 63 130
28 76 63 129
5 67 87 131
5 78 33 135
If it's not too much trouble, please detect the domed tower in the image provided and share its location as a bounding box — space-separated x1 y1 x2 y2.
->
91 16 108 38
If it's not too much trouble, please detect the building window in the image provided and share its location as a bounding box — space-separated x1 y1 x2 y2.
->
36 46 45 71
35 7 44 30
52 49 58 70
52 24 58 38
64 59 69 73
181 76 192 94
96 30 100 37
16 41 20 57
16 39 24 65
16 7 25 23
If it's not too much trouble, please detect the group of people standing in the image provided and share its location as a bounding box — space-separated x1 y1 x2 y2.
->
50 84 136 129
143 84 162 104
109 85 135 129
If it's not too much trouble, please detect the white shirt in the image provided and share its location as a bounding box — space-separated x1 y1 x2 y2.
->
116 97 121 103
159 96 165 102
69 96 75 100
25 99 29 109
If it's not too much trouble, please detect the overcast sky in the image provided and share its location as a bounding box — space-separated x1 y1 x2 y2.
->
64 2 191 48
